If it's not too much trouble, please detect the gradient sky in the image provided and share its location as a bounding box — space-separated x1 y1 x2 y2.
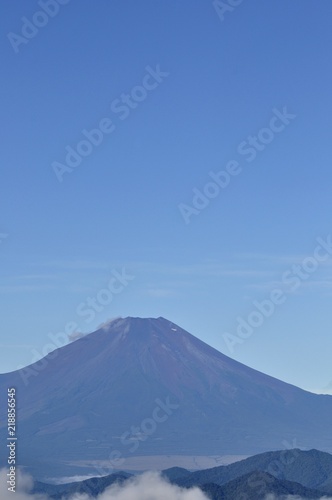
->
1 0 332 394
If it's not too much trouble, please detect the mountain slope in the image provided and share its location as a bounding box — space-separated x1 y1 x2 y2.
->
176 449 332 493
0 316 331 480
208 470 324 499
33 472 132 499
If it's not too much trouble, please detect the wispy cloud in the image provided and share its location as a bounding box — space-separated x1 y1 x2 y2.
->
246 278 332 294
5 250 332 299
67 331 86 342
35 259 113 270
145 287 181 298
0 343 36 349
0 284 56 293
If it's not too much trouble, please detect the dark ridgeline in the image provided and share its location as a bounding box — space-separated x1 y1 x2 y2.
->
33 449 332 499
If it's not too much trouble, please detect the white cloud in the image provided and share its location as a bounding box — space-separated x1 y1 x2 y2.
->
92 472 209 500
2 468 332 500
0 469 209 500
0 468 46 500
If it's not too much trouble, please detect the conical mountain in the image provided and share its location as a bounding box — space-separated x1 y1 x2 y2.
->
0 316 331 480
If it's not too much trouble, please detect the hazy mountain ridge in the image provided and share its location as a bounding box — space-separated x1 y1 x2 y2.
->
33 472 132 499
32 450 332 499
200 471 325 500
173 449 332 492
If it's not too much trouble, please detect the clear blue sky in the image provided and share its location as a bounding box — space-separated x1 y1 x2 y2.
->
1 0 332 394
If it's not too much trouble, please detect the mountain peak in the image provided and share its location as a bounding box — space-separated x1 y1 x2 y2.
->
89 316 186 348
1 316 332 480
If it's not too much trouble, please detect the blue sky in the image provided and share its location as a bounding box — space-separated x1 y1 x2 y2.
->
1 0 332 394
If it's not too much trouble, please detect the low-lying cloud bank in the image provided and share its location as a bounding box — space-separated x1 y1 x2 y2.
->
1 469 332 500
0 469 208 500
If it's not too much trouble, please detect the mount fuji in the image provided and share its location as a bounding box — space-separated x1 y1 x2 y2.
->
0 316 331 480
